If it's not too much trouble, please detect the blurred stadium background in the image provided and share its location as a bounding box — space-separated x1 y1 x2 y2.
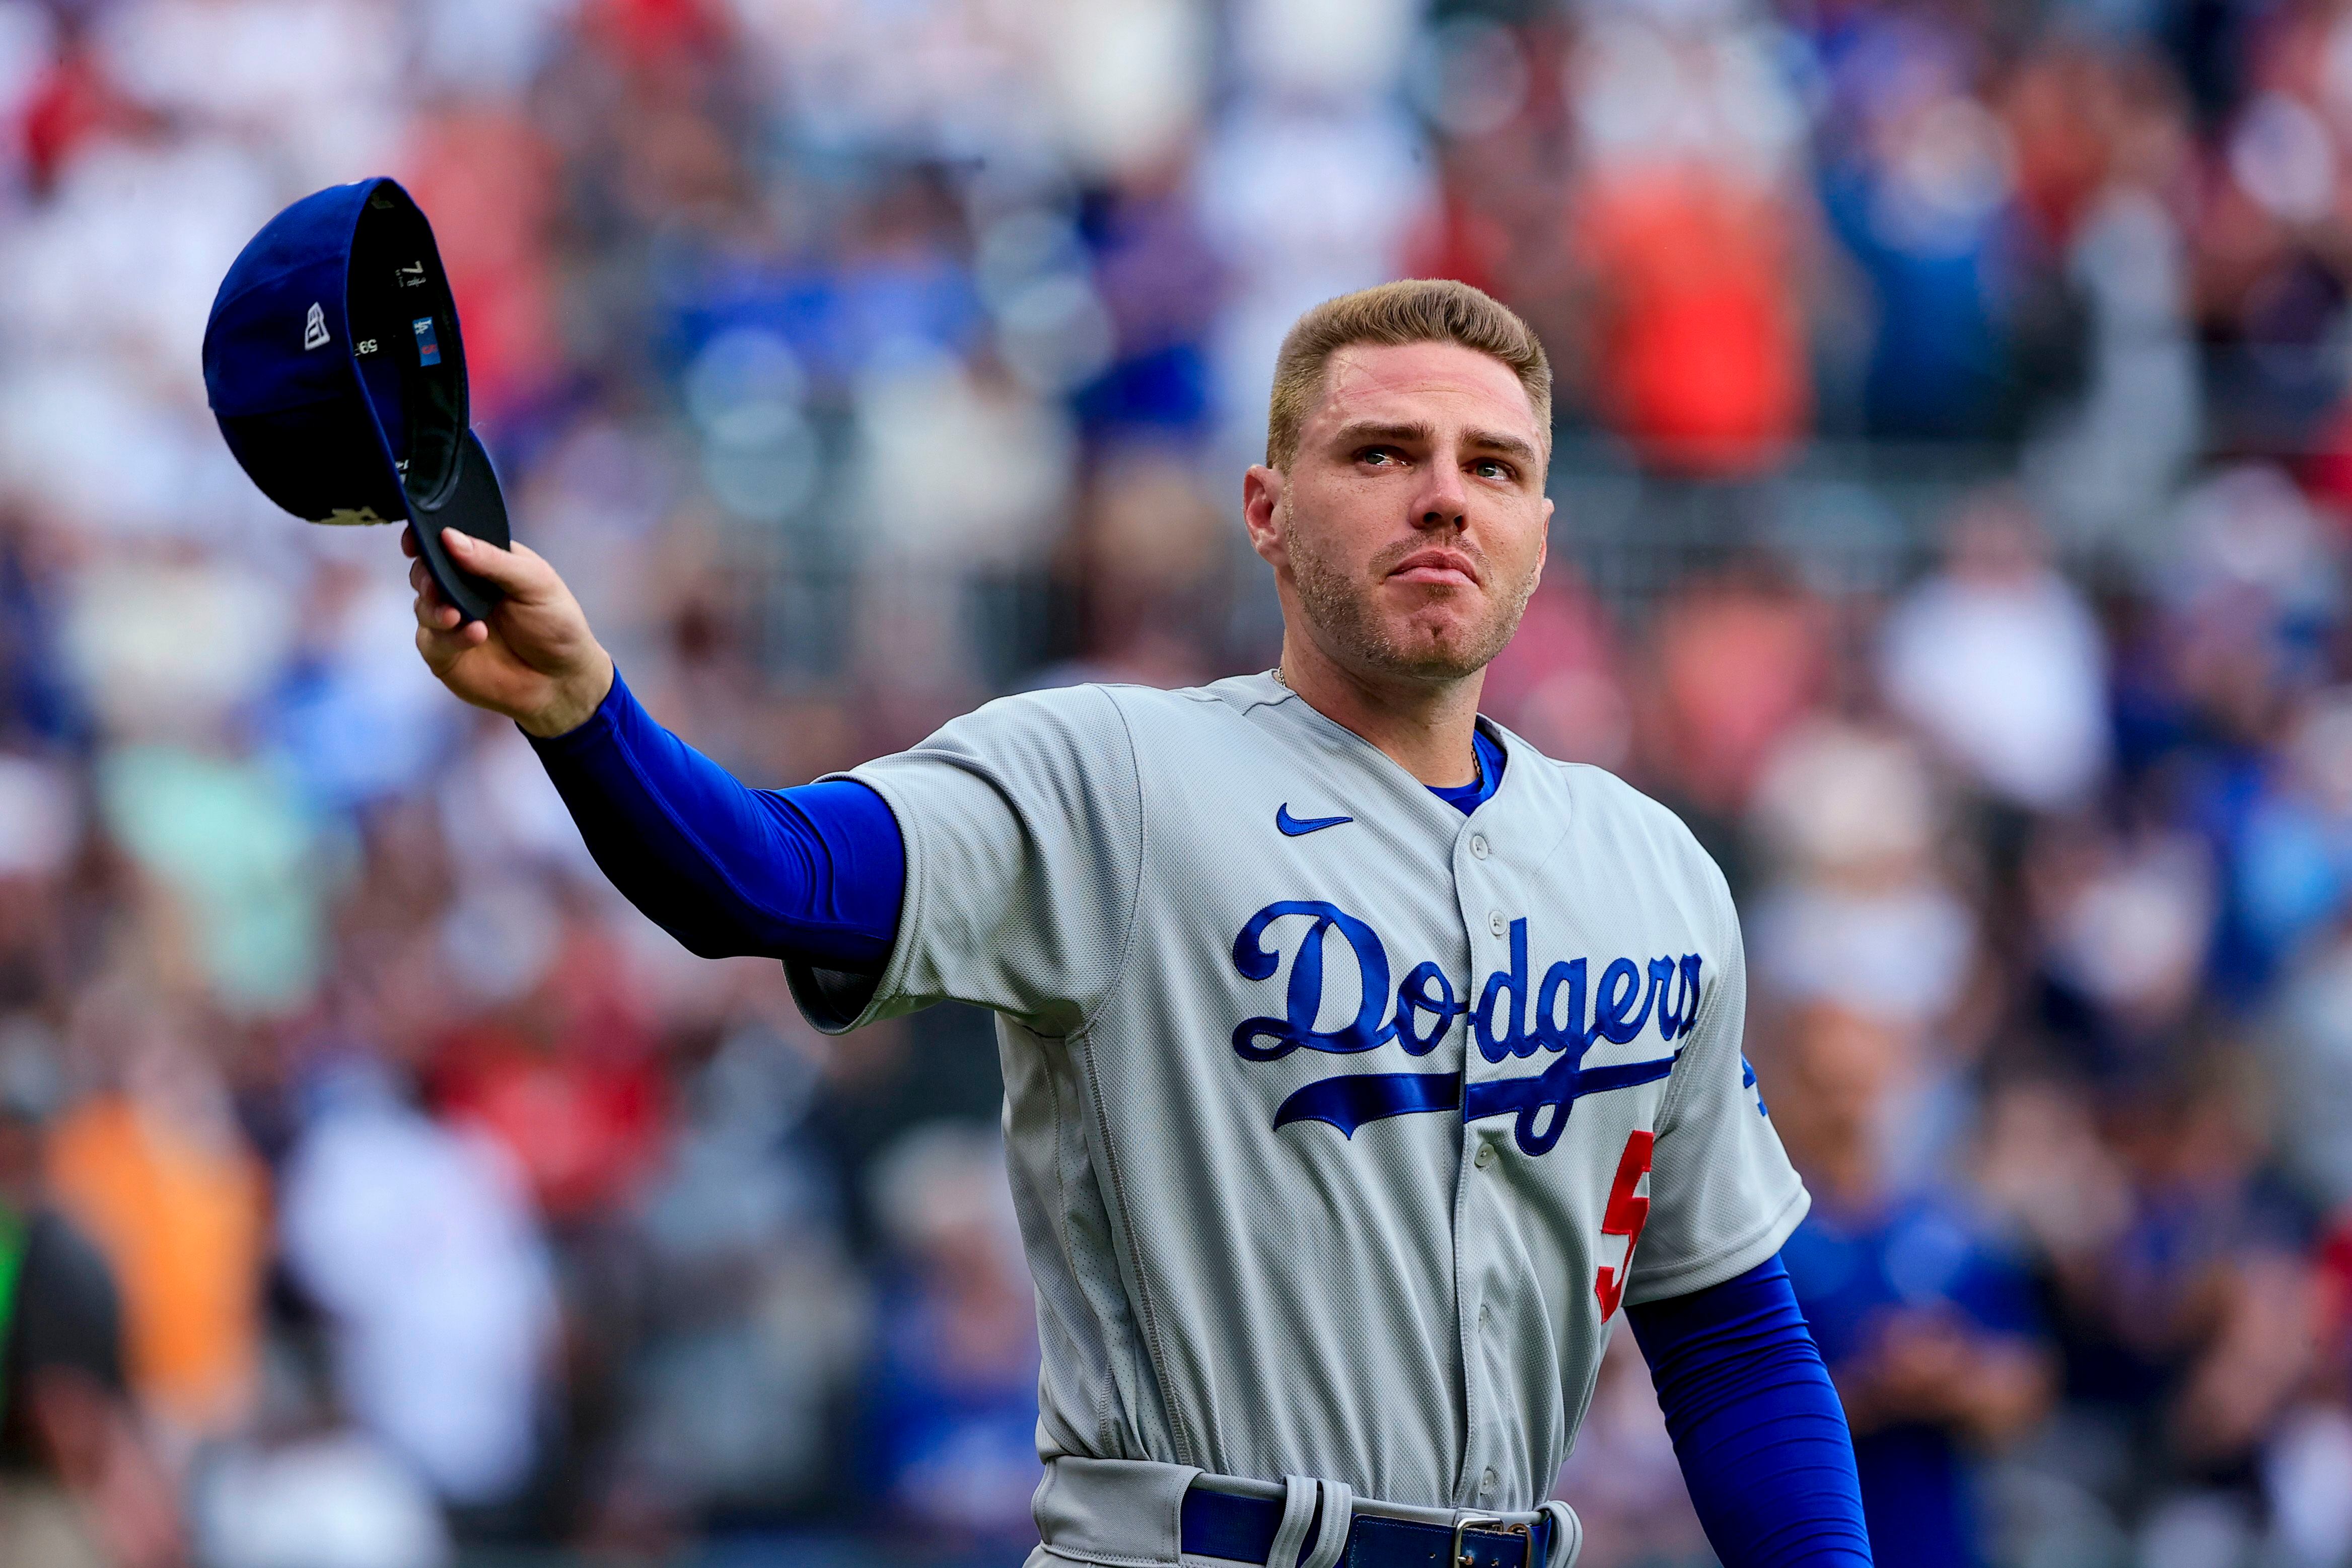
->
3 0 2352 1565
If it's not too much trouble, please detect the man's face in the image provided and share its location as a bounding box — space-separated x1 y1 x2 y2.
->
1245 340 1552 684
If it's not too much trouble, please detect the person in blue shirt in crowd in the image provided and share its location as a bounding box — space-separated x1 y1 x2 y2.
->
1771 999 2055 1568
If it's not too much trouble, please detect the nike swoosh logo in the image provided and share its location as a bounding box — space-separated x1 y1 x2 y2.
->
1276 804 1354 836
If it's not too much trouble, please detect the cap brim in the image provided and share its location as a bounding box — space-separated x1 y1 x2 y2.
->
409 429 510 624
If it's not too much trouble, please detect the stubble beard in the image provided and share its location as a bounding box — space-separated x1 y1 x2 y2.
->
1283 519 1539 683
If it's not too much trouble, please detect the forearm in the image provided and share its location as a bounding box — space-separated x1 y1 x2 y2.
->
1627 1256 1874 1568
528 669 903 968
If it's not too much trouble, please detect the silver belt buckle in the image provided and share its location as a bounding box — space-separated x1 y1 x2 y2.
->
1450 1513 1535 1568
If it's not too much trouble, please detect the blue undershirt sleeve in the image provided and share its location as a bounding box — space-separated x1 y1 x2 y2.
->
526 669 904 971
1625 1254 1874 1568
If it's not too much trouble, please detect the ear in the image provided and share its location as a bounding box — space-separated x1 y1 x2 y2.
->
1243 465 1287 569
1534 494 1552 587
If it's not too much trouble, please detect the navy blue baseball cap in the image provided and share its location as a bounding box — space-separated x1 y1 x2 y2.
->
203 177 509 622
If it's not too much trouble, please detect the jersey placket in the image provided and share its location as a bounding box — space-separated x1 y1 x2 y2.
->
1449 809 1522 1512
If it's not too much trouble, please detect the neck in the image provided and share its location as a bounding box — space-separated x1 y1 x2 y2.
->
1276 629 1484 788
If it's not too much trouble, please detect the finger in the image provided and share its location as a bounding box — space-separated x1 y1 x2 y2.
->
415 623 477 676
442 528 550 595
413 591 461 632
401 526 419 559
410 564 458 628
415 623 458 674
414 618 488 672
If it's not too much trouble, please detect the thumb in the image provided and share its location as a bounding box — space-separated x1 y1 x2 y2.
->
441 528 550 595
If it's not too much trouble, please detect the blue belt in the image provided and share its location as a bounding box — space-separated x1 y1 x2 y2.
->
1179 1484 1551 1567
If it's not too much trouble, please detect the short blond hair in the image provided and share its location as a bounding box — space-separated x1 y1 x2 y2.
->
1265 279 1551 470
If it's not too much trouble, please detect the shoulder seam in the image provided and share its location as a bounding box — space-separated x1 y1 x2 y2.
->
1076 684 1149 1035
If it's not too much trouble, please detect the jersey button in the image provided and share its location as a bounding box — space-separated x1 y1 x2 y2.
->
1487 910 1506 937
1479 1467 1498 1496
1478 1304 1492 1329
1473 1142 1495 1170
1469 834 1490 860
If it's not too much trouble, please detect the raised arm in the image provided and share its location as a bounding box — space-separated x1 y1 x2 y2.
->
407 526 903 969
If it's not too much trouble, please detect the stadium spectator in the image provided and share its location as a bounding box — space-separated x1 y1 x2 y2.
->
0 1025 182 1568
1774 1001 2055 1568
860 1123 1042 1555
276 1057 556 1512
44 985 266 1447
1879 492 2110 815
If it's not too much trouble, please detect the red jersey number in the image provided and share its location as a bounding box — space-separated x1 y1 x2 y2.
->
1593 1130 1656 1322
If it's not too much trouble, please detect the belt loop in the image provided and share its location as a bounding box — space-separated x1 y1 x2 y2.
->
1537 1501 1582 1568
1299 1480 1352 1568
1264 1474 1319 1568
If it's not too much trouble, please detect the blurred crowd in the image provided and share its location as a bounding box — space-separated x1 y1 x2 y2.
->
3 0 2352 1566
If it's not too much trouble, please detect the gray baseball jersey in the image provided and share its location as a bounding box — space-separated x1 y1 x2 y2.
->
792 671 1806 1517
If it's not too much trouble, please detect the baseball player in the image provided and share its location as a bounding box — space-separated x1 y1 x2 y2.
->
405 280 1874 1567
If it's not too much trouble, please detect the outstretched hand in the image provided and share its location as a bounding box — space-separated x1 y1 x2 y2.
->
406 526 614 738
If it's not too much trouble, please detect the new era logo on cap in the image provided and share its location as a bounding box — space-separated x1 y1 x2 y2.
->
304 301 329 350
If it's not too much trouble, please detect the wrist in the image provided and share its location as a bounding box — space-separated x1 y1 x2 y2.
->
519 650 615 739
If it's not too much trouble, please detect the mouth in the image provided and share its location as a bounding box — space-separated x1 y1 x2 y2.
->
1386 548 1482 589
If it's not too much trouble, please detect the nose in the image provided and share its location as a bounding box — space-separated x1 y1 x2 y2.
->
1413 459 1469 532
